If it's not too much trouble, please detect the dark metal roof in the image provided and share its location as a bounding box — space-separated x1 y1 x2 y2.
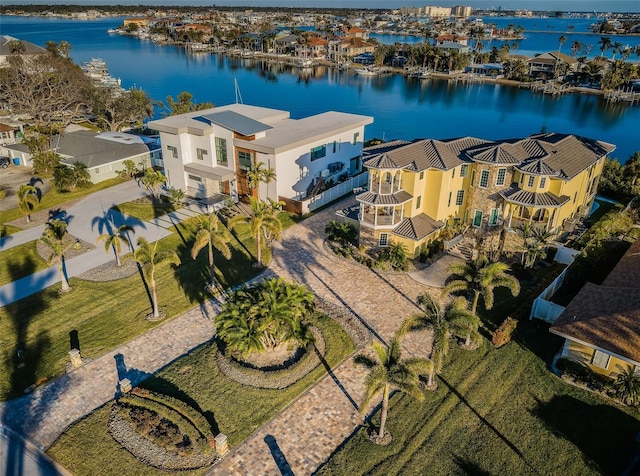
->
197 110 272 136
392 214 445 240
356 190 413 205
500 185 569 208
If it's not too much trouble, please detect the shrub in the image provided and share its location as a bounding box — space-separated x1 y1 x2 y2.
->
492 317 518 347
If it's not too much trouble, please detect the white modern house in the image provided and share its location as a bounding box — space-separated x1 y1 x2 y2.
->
148 103 373 211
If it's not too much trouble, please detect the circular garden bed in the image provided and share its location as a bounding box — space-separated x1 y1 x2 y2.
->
216 326 326 389
108 388 216 471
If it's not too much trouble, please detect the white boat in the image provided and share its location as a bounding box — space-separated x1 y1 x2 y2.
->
355 66 380 76
296 58 313 67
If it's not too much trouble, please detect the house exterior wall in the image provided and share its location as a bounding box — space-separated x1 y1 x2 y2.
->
564 340 639 377
270 126 367 201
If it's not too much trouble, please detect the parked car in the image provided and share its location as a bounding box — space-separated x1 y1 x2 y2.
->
0 157 11 168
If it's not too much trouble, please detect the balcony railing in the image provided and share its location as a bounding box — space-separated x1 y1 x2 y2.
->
369 181 402 195
359 212 403 226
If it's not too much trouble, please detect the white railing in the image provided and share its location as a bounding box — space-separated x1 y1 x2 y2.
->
304 173 369 214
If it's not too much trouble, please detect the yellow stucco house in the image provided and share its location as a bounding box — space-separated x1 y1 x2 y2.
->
550 238 640 377
356 132 615 257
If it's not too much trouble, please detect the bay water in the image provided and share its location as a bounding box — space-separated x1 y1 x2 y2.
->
1 15 639 161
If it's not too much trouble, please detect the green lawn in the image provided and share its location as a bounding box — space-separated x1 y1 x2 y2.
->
0 240 49 286
111 197 176 222
0 176 129 227
317 325 640 476
0 212 279 400
47 312 355 476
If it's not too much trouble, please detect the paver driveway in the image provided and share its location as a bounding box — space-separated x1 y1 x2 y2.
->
209 197 437 475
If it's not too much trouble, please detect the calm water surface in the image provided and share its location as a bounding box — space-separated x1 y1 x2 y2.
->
1 16 639 161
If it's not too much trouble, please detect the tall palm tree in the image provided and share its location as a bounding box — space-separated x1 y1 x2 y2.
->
228 197 283 266
611 41 624 60
134 237 181 319
444 255 520 317
571 40 583 58
97 223 135 267
354 327 431 442
39 219 73 292
17 184 39 223
558 35 567 53
598 36 612 57
191 213 232 291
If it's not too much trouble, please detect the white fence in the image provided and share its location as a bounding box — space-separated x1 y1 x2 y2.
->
304 173 369 214
529 266 570 323
554 245 580 265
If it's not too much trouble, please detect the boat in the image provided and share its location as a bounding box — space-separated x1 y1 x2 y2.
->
355 66 380 76
296 58 313 68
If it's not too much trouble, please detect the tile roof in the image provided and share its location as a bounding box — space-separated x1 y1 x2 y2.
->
356 190 413 205
363 139 464 171
517 158 559 176
500 185 569 207
467 144 522 164
392 214 445 240
550 239 640 365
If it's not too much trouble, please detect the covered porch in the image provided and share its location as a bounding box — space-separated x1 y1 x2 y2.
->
500 186 569 233
184 163 236 202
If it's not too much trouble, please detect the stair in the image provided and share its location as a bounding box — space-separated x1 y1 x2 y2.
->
448 240 474 261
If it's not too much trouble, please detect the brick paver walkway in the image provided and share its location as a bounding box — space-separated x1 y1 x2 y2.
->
210 198 436 475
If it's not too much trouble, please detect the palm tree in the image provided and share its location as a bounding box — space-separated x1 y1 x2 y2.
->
444 255 520 317
133 237 181 319
558 35 567 53
405 294 479 384
39 219 73 292
228 197 283 266
325 219 356 245
571 40 583 58
598 36 612 57
613 365 640 406
97 223 135 267
354 327 431 442
611 41 624 60
191 213 232 291
140 169 166 200
70 161 91 190
247 161 277 199
216 278 315 355
17 184 39 223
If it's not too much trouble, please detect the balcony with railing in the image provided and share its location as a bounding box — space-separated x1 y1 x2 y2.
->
359 204 404 227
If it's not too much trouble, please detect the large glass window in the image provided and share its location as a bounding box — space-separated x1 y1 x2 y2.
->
456 190 464 206
460 164 469 177
527 175 535 187
479 170 490 188
310 145 326 161
379 233 388 247
238 151 253 171
215 137 227 165
591 350 610 369
496 168 507 186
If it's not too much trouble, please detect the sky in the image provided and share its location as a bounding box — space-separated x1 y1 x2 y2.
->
4 0 640 13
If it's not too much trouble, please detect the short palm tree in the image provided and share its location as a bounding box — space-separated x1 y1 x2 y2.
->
97 223 135 267
39 219 73 292
133 237 181 319
404 293 478 384
247 161 277 199
445 255 520 319
228 197 283 266
324 219 356 245
71 161 92 189
614 365 640 406
191 213 231 291
354 327 431 442
17 184 39 223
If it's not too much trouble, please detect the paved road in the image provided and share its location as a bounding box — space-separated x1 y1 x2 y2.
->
209 197 436 475
0 181 172 306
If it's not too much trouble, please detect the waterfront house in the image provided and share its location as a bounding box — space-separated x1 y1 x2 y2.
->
0 130 160 181
550 238 640 377
527 51 578 79
148 104 373 210
355 133 614 257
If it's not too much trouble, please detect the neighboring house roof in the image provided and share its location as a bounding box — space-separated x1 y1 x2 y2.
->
500 185 569 208
0 35 47 56
550 239 640 365
393 214 445 240
197 110 273 136
527 51 578 65
53 130 152 169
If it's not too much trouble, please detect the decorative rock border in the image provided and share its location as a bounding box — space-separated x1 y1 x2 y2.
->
314 297 372 350
36 235 95 262
108 405 216 471
77 258 139 282
216 326 325 389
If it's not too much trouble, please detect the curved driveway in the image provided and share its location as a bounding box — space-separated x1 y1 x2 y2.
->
210 197 436 475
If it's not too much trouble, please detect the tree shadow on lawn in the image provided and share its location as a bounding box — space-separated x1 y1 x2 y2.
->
532 394 640 475
138 374 220 436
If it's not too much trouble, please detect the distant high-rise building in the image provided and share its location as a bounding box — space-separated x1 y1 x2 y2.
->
452 5 472 18
424 6 452 18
